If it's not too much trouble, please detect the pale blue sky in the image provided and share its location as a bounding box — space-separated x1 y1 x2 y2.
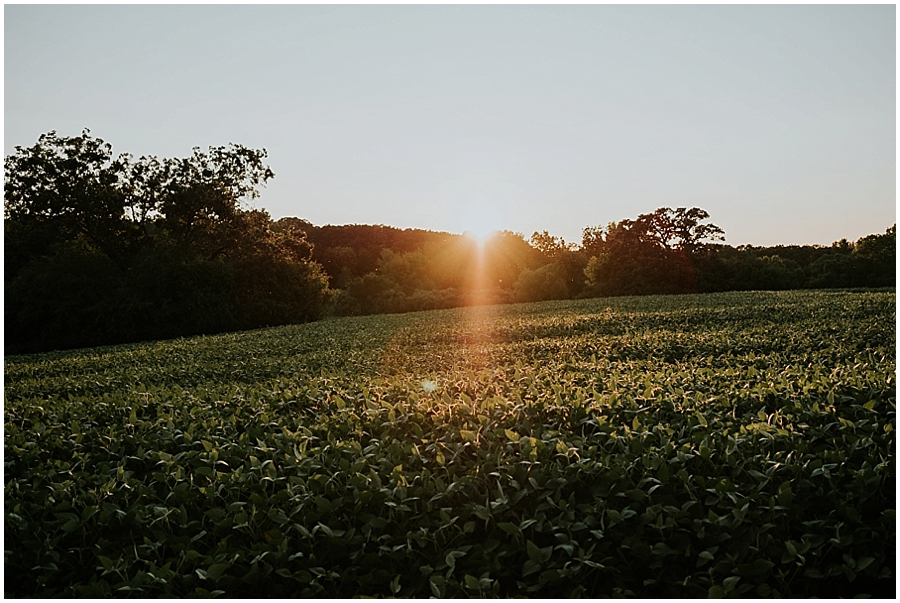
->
5 4 895 246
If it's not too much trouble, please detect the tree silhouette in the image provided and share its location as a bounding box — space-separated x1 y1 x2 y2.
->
5 130 328 353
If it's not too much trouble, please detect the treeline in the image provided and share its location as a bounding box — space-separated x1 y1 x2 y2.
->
5 131 330 354
298 208 895 316
5 131 895 353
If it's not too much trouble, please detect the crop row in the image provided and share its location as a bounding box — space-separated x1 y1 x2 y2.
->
4 290 895 597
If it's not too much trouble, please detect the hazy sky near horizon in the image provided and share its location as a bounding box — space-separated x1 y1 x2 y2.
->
5 4 896 246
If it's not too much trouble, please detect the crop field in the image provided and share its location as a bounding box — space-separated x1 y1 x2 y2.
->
4 290 895 598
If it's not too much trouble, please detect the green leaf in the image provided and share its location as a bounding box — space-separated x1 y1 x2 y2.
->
268 508 289 525
98 555 115 572
504 429 520 442
856 556 876 572
464 574 480 590
777 482 793 506
526 539 542 563
206 563 230 582
541 568 561 582
522 559 541 576
498 522 520 536
61 518 81 532
708 585 725 598
748 469 767 481
445 550 466 571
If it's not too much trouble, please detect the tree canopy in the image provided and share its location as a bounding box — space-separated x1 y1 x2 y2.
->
5 130 329 353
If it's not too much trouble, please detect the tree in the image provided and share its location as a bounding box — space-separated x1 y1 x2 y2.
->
228 209 330 328
154 144 275 259
807 252 859 289
530 230 575 260
529 231 587 297
748 255 804 290
581 224 607 258
5 130 328 353
5 129 276 268
4 242 127 351
645 207 725 254
376 249 436 295
482 231 542 290
581 207 722 297
513 264 569 302
853 225 895 287
4 129 144 274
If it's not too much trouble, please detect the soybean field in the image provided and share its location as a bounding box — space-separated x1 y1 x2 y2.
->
4 290 895 597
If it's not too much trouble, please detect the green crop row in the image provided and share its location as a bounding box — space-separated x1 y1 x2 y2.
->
4 290 895 597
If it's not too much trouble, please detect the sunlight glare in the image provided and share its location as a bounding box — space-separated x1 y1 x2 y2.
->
463 226 497 242
460 205 503 242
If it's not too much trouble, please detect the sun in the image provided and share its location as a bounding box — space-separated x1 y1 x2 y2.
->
460 206 504 242
463 225 498 243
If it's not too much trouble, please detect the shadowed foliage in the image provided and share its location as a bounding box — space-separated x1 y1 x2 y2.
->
4 291 894 597
5 130 331 353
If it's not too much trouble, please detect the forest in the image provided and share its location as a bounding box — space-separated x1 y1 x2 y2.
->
5 131 896 354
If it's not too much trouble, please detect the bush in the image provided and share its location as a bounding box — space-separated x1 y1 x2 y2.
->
233 256 332 328
122 251 238 340
513 263 569 302
5 246 126 353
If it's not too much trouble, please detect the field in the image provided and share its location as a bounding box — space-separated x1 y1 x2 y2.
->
4 290 895 597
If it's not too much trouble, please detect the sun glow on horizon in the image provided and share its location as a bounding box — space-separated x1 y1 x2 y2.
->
462 227 500 243
459 204 505 243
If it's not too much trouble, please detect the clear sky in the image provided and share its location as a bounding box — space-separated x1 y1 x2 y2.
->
5 4 896 247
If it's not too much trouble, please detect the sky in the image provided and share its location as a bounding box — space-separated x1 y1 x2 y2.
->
4 4 896 247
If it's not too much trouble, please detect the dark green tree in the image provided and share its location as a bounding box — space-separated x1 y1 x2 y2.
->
4 129 145 274
645 206 725 254
853 225 895 287
582 207 724 297
513 263 569 302
529 231 587 297
5 130 328 353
